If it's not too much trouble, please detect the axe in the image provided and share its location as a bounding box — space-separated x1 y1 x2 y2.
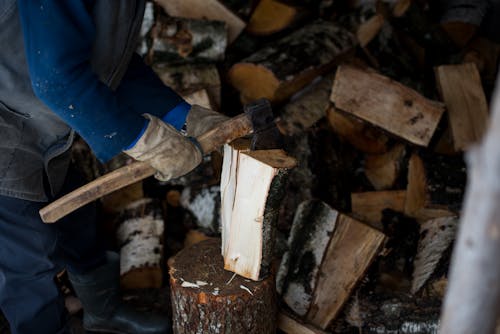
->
39 99 282 223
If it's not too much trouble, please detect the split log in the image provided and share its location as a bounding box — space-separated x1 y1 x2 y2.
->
351 190 407 228
247 0 305 35
364 143 407 190
405 151 466 221
357 13 385 47
116 199 164 289
326 105 389 154
153 63 221 109
229 20 356 103
277 200 386 330
277 76 333 136
330 65 445 147
278 312 327 334
154 0 246 43
221 145 296 280
147 15 228 64
435 62 489 151
180 185 221 235
169 238 277 334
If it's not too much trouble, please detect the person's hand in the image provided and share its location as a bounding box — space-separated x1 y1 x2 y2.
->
123 114 202 181
185 105 229 137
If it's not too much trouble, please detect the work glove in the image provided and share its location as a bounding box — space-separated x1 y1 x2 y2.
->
185 104 229 137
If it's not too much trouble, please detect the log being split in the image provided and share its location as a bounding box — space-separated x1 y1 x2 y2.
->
331 65 445 147
169 238 277 334
221 145 296 280
229 20 356 103
147 15 228 64
277 200 386 330
116 198 164 289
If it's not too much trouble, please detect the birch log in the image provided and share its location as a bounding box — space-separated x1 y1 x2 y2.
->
439 73 500 334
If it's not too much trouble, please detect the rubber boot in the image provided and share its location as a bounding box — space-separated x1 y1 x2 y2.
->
67 252 171 334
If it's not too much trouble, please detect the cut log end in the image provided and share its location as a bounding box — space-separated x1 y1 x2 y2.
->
228 63 280 101
247 0 298 35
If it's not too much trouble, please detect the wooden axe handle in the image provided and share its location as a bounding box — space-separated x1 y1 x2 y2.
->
40 114 253 223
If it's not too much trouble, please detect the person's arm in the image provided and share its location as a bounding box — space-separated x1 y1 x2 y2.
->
17 0 188 161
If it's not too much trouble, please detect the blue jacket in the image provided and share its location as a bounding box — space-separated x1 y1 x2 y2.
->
0 0 189 201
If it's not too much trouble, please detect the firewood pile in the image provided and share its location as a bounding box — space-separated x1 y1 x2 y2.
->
44 0 499 333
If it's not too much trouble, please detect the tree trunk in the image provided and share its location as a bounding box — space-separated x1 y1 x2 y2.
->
169 238 277 334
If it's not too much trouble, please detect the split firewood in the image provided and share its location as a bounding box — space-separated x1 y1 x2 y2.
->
351 190 407 228
277 200 386 329
411 216 458 294
229 20 356 103
169 238 277 334
147 15 228 64
101 181 144 214
277 76 333 136
463 37 500 84
116 199 164 290
278 311 327 334
364 143 407 190
154 0 246 43
153 63 221 109
357 13 385 47
247 0 306 35
435 62 489 151
221 145 296 280
180 185 221 235
330 65 445 147
405 151 466 221
326 105 389 154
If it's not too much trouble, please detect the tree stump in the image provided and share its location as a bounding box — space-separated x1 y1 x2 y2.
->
169 239 277 334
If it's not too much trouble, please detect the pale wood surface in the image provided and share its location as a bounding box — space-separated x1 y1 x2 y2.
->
278 312 327 334
357 13 385 47
247 0 298 35
331 65 445 146
351 190 407 227
155 0 245 43
435 63 489 151
364 144 407 190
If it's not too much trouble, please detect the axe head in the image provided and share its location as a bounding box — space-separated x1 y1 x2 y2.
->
244 99 284 150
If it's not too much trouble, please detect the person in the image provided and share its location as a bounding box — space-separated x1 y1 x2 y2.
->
0 1 227 333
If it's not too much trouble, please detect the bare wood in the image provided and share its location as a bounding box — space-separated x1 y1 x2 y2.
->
326 105 389 154
357 13 385 47
331 65 445 146
221 146 296 280
247 0 300 35
440 73 500 334
40 114 254 223
169 238 277 333
435 63 489 151
278 312 327 334
306 214 386 329
154 0 245 43
229 20 356 103
364 144 407 190
351 190 407 228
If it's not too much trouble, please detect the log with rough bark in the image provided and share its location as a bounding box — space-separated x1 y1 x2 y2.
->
229 20 356 103
405 151 466 221
147 15 228 64
153 63 221 109
440 71 500 334
154 0 245 43
277 76 333 136
247 0 306 35
116 199 164 289
326 105 389 154
277 200 386 330
169 238 277 334
351 190 407 228
435 62 489 151
330 65 445 147
221 145 296 280
364 143 407 190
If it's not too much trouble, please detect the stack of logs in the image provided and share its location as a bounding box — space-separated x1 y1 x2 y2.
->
73 0 499 333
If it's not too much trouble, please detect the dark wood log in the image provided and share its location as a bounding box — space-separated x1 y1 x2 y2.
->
147 15 228 64
116 198 164 289
169 238 277 334
229 20 356 103
221 146 296 280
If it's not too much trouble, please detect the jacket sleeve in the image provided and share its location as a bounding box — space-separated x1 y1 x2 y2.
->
17 0 188 162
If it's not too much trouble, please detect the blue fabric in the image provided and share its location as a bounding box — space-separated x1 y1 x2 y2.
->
0 167 106 334
17 1 188 162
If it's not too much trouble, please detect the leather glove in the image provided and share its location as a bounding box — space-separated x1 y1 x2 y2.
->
124 114 202 181
185 105 229 138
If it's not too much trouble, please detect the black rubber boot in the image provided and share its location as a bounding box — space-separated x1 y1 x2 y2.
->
68 252 171 334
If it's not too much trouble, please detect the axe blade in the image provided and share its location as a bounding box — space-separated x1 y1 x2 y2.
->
244 99 284 150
